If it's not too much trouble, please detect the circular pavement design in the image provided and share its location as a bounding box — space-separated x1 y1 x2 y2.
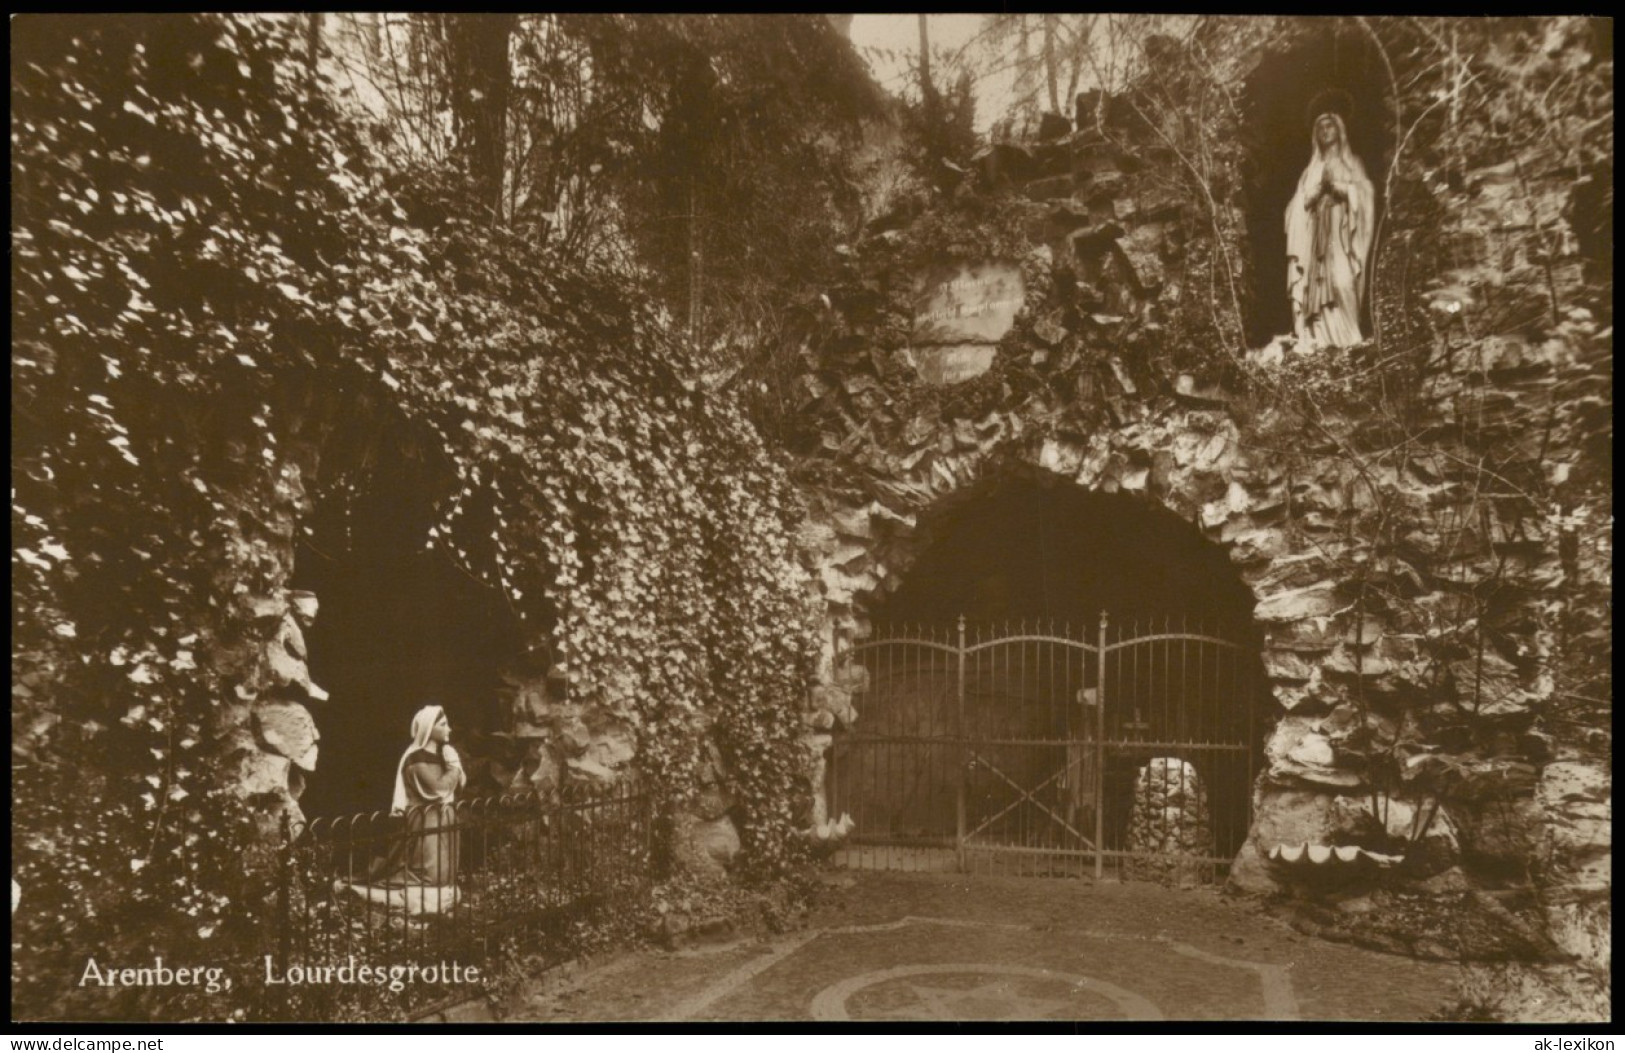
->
809 963 1164 1021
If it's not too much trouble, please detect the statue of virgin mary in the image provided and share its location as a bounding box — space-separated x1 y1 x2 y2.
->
1286 110 1375 348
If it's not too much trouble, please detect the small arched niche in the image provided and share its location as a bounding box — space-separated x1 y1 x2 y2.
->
289 422 524 819
1241 23 1395 347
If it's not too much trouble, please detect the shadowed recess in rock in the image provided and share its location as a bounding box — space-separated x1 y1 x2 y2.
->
290 452 522 819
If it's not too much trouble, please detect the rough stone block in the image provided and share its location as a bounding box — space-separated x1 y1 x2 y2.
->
912 344 998 386
1227 528 1287 565
1229 789 1339 894
831 541 869 568
1448 653 1530 716
1265 718 1362 788
526 746 561 793
1114 243 1163 296
693 786 733 822
1262 617 1340 652
833 507 873 538
582 718 637 767
1329 793 1460 874
1323 645 1394 680
234 748 292 798
442 1000 495 1024
1537 761 1611 860
1263 649 1317 683
1287 731 1335 767
1543 896 1611 971
243 595 286 624
1453 758 1540 801
1199 497 1232 529
1254 583 1341 624
1038 438 1084 476
253 700 320 772
1032 315 1068 346
796 520 838 555
266 617 327 702
1026 174 1077 200
566 755 616 783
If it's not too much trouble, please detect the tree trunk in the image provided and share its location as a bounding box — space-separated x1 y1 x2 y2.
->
444 14 516 224
918 15 938 172
1065 16 1092 109
688 177 703 351
306 13 323 73
917 14 933 103
1044 14 1060 114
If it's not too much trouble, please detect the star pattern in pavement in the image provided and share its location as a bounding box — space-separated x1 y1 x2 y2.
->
859 976 1078 1020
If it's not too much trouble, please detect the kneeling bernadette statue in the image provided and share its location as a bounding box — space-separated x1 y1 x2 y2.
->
1286 109 1375 349
345 704 467 916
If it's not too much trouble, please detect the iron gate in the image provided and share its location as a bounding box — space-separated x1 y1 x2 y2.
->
826 614 1260 882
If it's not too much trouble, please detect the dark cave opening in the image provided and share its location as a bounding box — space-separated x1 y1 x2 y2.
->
872 476 1258 629
841 474 1269 864
289 454 522 819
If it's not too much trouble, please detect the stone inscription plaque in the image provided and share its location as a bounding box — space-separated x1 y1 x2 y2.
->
911 261 1026 347
912 345 999 387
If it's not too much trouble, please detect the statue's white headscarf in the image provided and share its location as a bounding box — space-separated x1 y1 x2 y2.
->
391 705 444 815
1298 114 1346 186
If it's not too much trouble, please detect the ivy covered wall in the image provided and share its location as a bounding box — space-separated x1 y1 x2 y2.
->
12 15 821 1021
7 11 1611 1026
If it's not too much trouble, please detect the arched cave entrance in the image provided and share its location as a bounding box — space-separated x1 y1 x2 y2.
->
290 439 524 819
1242 23 1395 346
831 472 1268 879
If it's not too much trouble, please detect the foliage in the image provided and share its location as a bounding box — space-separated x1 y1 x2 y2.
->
12 13 388 1020
901 67 979 195
12 13 821 1022
326 14 883 396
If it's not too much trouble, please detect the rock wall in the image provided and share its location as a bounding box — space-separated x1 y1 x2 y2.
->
208 434 327 838
789 39 1608 956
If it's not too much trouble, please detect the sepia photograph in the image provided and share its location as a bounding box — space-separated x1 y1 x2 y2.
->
10 13 1612 1029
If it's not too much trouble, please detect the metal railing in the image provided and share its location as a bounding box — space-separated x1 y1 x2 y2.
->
828 614 1263 882
275 779 654 1014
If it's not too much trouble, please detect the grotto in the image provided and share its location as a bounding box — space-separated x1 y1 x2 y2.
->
10 12 1610 1025
828 471 1267 874
788 18 1609 1010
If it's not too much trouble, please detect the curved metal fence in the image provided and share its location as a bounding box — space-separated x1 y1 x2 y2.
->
274 779 654 1016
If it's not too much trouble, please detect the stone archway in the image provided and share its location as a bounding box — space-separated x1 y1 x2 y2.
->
833 466 1267 872
799 409 1404 886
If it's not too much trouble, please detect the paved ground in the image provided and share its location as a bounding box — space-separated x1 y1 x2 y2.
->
504 870 1463 1023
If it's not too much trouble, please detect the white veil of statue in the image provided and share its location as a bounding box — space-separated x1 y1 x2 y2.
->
1285 110 1375 348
